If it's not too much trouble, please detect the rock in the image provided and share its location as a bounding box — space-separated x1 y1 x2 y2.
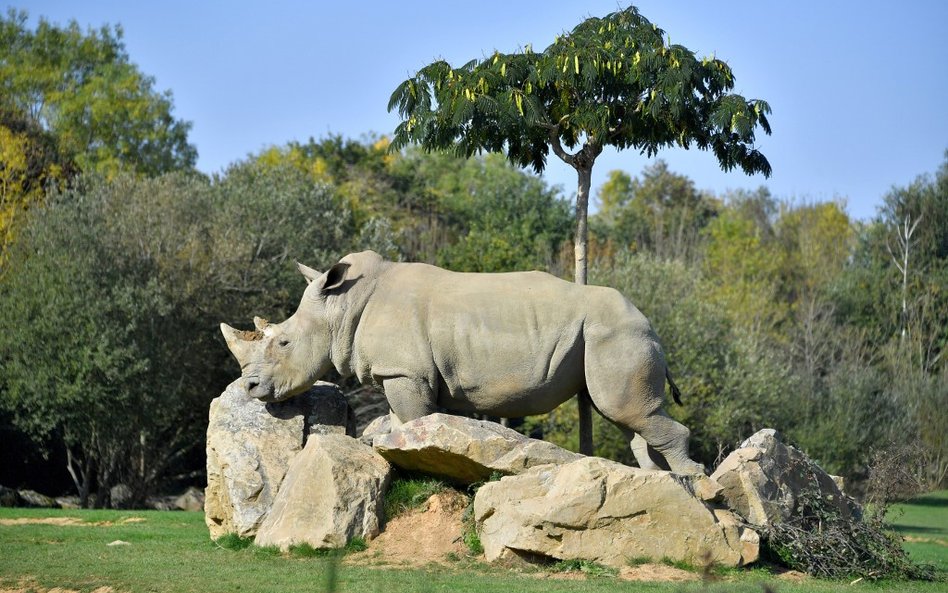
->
55 496 82 510
359 414 392 445
145 495 176 511
254 434 391 550
0 485 19 507
373 413 582 484
474 457 759 569
175 487 205 512
710 428 860 528
204 380 354 539
17 489 58 508
110 484 133 508
829 474 846 494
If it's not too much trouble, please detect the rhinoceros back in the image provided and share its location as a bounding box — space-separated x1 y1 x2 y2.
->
344 257 656 418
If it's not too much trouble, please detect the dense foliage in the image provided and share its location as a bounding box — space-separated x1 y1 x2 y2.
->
0 9 196 262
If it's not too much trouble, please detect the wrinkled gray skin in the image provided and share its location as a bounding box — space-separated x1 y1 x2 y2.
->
221 250 705 474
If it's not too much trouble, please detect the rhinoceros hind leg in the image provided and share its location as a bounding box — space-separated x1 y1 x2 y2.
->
629 432 670 471
634 409 706 475
382 376 437 425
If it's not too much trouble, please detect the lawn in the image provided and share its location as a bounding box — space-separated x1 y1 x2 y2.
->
891 490 948 572
0 494 945 593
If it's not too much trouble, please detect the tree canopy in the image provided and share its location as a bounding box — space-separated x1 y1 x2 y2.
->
0 9 197 177
388 6 771 177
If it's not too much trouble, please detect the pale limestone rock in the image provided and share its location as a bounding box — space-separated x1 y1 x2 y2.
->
174 486 205 512
710 429 860 527
373 413 582 484
359 414 392 445
16 489 58 508
204 380 353 539
474 457 758 568
254 434 391 550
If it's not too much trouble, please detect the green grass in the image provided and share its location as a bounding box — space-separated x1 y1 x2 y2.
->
891 489 948 572
0 496 945 593
383 476 449 521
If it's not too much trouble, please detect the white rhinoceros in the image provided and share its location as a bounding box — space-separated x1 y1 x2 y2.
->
220 250 704 474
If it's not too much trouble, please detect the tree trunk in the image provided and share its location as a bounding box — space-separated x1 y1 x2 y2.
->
573 165 592 285
574 162 594 455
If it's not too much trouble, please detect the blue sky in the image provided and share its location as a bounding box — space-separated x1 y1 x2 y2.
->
18 1 948 220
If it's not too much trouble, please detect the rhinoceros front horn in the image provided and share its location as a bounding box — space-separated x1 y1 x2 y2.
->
220 323 263 367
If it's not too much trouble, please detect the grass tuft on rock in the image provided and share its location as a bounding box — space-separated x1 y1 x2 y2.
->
383 476 449 521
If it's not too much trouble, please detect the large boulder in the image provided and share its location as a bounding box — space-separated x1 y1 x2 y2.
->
204 380 354 539
254 434 391 550
372 413 582 484
710 429 860 527
474 457 759 569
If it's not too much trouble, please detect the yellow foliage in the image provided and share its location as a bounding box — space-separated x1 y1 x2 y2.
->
256 146 333 184
1 125 42 263
703 210 787 336
372 136 397 168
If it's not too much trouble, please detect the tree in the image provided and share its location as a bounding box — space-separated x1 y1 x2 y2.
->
0 9 196 178
388 5 772 453
702 192 786 342
0 160 355 506
594 160 715 260
0 106 73 262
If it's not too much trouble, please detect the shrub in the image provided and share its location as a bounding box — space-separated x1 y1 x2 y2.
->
763 476 934 580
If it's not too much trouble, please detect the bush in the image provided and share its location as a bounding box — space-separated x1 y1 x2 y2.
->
764 463 934 580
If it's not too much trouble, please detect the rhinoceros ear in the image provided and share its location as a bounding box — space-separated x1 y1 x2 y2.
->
320 262 350 293
220 323 262 367
296 262 321 285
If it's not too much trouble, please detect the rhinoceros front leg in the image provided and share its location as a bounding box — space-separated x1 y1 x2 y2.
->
382 376 437 427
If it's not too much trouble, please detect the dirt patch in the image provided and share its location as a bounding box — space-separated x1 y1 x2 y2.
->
775 569 808 582
347 490 470 567
903 535 948 547
0 517 145 527
619 564 700 582
0 578 114 593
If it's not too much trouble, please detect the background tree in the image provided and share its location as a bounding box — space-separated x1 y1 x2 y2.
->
0 106 73 262
388 5 772 453
0 10 196 178
0 161 354 506
593 160 716 260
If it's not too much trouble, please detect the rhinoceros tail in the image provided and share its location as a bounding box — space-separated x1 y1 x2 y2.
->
666 367 683 406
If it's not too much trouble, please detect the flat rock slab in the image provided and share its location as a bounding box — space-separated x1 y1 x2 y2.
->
204 380 353 539
710 429 860 527
373 413 582 484
474 457 759 569
254 434 391 550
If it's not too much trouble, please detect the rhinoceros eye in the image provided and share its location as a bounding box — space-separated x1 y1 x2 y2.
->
278 339 290 347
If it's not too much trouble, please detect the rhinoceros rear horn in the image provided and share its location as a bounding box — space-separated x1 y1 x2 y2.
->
253 316 269 331
220 323 263 367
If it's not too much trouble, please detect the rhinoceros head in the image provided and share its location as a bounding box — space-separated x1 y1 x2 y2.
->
220 260 349 402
